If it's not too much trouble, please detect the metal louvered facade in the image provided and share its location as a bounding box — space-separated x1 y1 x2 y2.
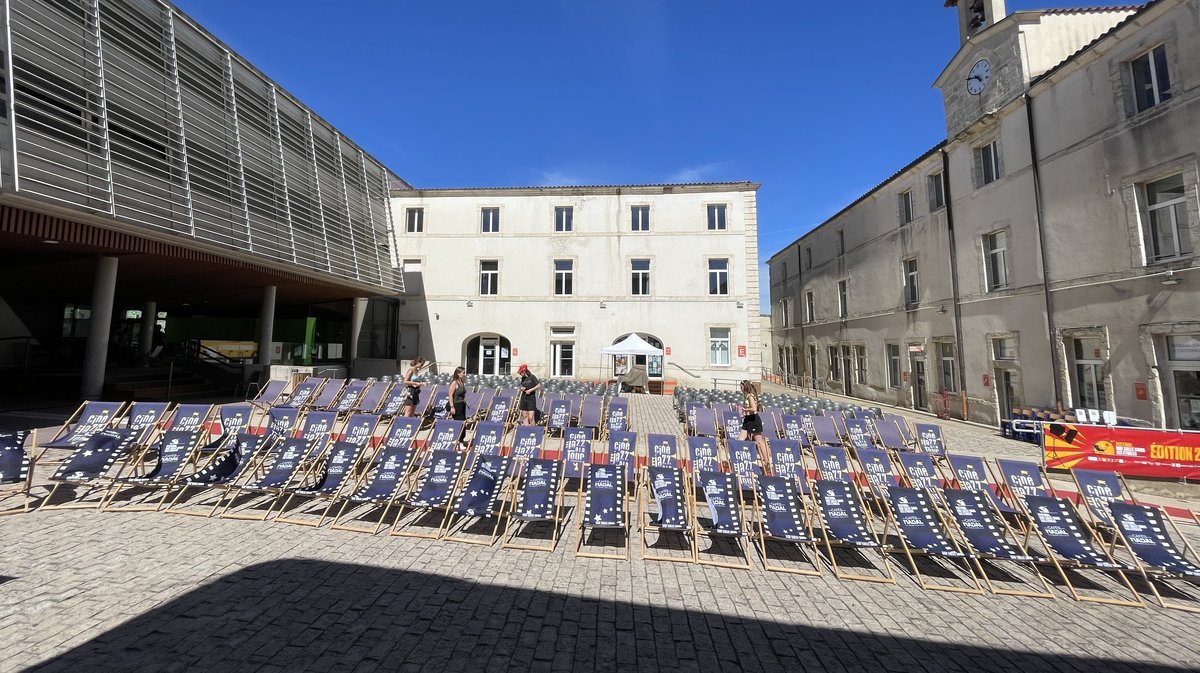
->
0 0 401 292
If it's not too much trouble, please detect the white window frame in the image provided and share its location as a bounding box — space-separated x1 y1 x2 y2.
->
708 327 731 366
828 345 840 381
887 343 901 388
939 342 958 393
899 190 914 225
854 345 867 384
928 172 946 211
708 258 729 296
631 205 650 232
985 230 1010 291
979 141 1000 186
631 259 651 296
554 259 574 296
479 259 499 296
1131 44 1172 113
551 341 575 377
804 291 815 323
837 280 848 318
554 206 573 232
706 204 728 231
405 207 423 233
1070 336 1108 410
481 207 500 233
904 259 919 306
836 230 845 257
1144 174 1193 262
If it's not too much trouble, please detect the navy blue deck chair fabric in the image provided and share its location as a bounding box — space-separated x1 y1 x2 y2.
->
1025 495 1126 569
1073 469 1125 528
218 404 253 438
513 458 561 520
132 431 200 483
693 408 720 438
511 425 545 461
874 419 909 452
464 390 485 421
728 440 761 491
296 441 365 496
487 393 514 424
767 439 804 481
996 459 1049 506
698 470 742 535
606 398 629 433
883 413 916 444
309 380 345 410
943 489 1036 561
0 431 31 485
339 413 379 447
168 404 213 434
897 452 943 498
428 420 466 453
844 418 875 453
44 401 125 448
470 422 505 456
282 379 321 408
721 408 743 439
548 399 573 431
50 429 135 482
946 453 1016 514
123 402 170 443
344 442 417 503
798 410 817 438
299 411 337 443
687 436 721 475
331 379 369 414
452 454 511 516
810 416 843 448
781 414 806 442
356 381 389 414
814 445 852 483
684 402 703 434
648 466 689 529
1110 502 1200 578
379 386 409 417
579 396 603 433
562 428 592 478
831 413 849 439
761 410 783 440
607 432 637 483
915 423 946 457
407 450 466 507
185 433 274 486
756 475 812 542
647 434 679 469
265 406 299 436
381 417 420 452
583 464 626 528
887 487 965 557
250 379 288 407
249 438 312 490
814 480 879 547
856 447 900 499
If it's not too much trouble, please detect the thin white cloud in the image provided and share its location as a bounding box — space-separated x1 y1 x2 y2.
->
537 170 584 186
665 162 724 183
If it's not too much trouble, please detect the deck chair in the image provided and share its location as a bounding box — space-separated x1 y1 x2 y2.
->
798 410 817 438
727 439 762 493
163 432 277 517
606 431 638 487
39 429 138 510
684 402 703 433
882 487 983 593
579 395 603 437
883 413 916 445
686 436 722 475
249 379 288 408
510 425 545 463
995 458 1053 511
943 453 1019 517
855 447 901 502
0 431 38 515
639 465 695 563
813 445 854 483
752 474 822 575
336 413 380 447
914 423 947 457
392 449 468 539
330 379 370 414
760 410 783 440
281 377 323 408
562 428 592 479
163 404 214 435
694 470 752 569
812 479 895 583
1071 468 1134 534
464 389 486 422
379 417 421 455
308 379 345 411
780 414 806 442
896 452 946 506
274 441 369 526
486 392 514 425
328 441 420 534
296 411 337 443
101 430 205 512
765 439 805 482
809 416 844 449
647 433 680 469
378 385 409 417
547 398 573 435
502 457 566 551
260 406 299 436
1109 501 1200 612
39 401 127 450
122 402 171 444
358 380 391 414
218 436 323 521
426 419 466 452
200 403 252 452
605 397 629 435
843 417 876 453
1024 494 1142 606
442 453 513 545
692 407 720 438
874 418 911 452
468 421 507 456
575 463 630 559
721 408 743 440
942 488 1055 598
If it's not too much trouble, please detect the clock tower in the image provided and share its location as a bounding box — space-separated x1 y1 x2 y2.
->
949 0 1007 45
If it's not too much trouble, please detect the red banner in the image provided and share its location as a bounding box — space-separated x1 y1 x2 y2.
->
1043 422 1200 479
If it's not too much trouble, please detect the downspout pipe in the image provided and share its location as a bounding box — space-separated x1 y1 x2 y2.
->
941 148 970 420
1024 92 1064 406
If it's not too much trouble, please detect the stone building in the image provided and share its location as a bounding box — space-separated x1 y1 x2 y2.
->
767 0 1199 429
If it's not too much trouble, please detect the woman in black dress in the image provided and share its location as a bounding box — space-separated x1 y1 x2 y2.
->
449 366 467 421
400 357 427 418
517 364 540 425
738 380 768 459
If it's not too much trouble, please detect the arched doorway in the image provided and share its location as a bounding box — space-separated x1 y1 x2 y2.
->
465 334 512 375
611 332 664 379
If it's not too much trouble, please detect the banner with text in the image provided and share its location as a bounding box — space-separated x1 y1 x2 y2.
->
1043 422 1200 479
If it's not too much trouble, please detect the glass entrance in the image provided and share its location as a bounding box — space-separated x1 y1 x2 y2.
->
1173 370 1200 430
465 335 511 376
996 368 1021 420
911 357 928 410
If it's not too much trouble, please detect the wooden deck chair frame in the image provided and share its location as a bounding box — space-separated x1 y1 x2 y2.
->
811 478 896 584
327 444 421 534
442 453 514 546
940 488 1056 599
38 430 139 511
37 400 130 453
1108 502 1200 613
574 463 631 560
878 487 984 594
100 430 208 513
390 449 470 540
218 436 327 521
501 458 567 552
692 470 753 570
0 430 41 515
637 466 696 564
274 441 371 527
163 433 278 518
750 475 822 576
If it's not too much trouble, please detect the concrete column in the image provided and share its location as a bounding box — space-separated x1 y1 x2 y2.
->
257 285 276 366
139 300 156 356
81 256 119 399
348 297 368 362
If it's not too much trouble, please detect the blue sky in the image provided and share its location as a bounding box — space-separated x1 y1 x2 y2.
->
173 0 1108 309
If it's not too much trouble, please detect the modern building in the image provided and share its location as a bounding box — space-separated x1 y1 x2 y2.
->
767 0 1199 430
388 183 763 386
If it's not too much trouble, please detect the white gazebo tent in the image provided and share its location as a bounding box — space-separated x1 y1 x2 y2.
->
601 333 665 389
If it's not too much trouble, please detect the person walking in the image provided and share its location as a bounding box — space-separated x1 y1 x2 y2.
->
517 364 540 425
738 380 768 460
400 357 427 417
449 366 468 421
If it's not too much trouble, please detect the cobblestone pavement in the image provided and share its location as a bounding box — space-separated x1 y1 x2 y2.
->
2 395 1200 672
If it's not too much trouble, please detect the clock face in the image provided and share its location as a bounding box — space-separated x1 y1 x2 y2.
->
967 59 990 95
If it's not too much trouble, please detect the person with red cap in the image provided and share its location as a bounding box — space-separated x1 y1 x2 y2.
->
517 364 541 425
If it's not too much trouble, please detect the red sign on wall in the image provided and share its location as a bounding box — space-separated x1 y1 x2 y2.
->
1044 423 1200 479
1134 382 1148 400
512 347 518 357
982 374 990 388
737 345 747 358
902 371 909 382
664 346 671 356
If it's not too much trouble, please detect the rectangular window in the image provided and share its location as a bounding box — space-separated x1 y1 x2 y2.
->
552 342 575 377
709 328 731 366
708 258 729 295
631 259 651 296
979 141 1000 186
803 247 812 270
1132 45 1172 113
554 206 573 232
1071 337 1107 409
837 280 848 318
405 207 423 233
828 345 840 381
928 172 946 211
904 259 919 306
940 342 958 393
707 204 727 230
887 344 901 388
479 260 499 295
808 345 817 382
481 207 500 233
554 259 574 296
993 337 1017 360
899 190 914 225
631 205 650 231
804 291 815 323
854 345 867 384
836 230 845 257
985 230 1010 290
1144 174 1192 261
